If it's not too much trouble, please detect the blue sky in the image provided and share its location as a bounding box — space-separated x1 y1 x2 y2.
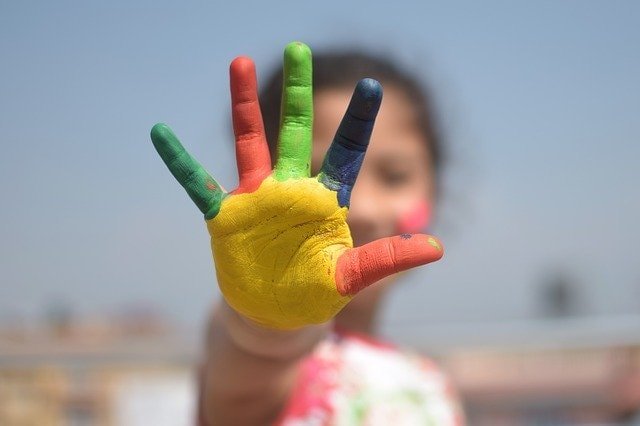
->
1 1 638 332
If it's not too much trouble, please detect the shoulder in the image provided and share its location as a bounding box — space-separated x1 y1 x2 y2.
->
276 329 464 426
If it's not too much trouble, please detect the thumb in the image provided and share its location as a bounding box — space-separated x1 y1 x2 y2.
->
335 234 444 296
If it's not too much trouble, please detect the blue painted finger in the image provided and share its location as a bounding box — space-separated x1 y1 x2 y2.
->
318 78 383 207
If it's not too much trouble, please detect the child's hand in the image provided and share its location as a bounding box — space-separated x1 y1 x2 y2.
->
151 42 443 330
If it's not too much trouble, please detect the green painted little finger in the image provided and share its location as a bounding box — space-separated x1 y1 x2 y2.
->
150 123 225 219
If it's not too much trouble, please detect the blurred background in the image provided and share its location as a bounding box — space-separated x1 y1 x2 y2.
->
1 1 639 424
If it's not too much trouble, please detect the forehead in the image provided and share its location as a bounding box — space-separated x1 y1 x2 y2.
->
312 85 427 159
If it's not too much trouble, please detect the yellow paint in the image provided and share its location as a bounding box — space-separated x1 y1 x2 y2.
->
427 237 441 251
207 176 353 329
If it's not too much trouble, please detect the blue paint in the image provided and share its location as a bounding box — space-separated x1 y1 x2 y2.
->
319 78 382 207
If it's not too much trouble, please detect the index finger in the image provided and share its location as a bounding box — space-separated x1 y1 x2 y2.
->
274 42 313 181
318 78 383 208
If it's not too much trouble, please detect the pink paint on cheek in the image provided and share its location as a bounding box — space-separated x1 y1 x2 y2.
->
396 201 431 234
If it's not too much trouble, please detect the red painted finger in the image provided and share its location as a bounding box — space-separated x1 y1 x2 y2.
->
335 234 444 296
230 56 272 194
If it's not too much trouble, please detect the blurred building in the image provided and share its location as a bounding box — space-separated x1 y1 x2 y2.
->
3 311 640 425
414 315 640 425
0 311 197 425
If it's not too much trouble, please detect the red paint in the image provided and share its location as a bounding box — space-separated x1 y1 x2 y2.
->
397 200 431 234
335 234 444 296
230 56 272 194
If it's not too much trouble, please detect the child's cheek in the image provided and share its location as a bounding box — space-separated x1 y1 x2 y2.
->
396 200 431 234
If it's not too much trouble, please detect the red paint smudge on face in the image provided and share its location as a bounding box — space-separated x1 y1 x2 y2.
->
397 201 431 234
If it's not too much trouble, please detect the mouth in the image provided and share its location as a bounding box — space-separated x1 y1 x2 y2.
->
350 234 381 248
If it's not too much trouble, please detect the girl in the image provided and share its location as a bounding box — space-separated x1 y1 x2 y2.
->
151 42 463 425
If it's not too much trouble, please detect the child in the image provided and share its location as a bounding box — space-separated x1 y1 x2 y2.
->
151 42 463 425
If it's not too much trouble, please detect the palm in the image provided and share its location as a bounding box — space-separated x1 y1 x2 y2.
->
210 176 352 327
151 42 443 330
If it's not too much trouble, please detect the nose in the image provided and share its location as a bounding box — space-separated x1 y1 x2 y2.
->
346 176 385 246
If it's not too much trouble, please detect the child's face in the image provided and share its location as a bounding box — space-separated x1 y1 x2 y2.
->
312 85 434 247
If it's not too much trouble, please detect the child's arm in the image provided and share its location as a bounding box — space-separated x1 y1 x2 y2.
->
199 300 329 424
151 42 444 425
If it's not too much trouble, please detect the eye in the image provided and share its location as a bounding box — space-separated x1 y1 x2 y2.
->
380 169 412 187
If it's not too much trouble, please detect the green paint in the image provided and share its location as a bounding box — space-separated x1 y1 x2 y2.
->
150 123 224 219
274 42 313 181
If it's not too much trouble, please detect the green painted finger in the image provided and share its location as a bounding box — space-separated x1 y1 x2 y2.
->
150 123 225 219
274 42 313 181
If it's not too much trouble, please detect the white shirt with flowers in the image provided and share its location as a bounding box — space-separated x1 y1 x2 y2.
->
276 328 464 426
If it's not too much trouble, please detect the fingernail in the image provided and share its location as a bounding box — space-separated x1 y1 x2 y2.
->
427 237 442 251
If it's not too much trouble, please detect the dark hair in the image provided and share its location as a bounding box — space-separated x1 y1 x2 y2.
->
259 50 444 197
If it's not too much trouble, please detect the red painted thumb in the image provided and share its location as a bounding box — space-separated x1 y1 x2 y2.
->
335 234 444 296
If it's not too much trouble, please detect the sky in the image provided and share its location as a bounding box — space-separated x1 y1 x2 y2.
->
1 1 639 336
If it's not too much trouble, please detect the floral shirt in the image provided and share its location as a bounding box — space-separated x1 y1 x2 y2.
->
275 328 464 426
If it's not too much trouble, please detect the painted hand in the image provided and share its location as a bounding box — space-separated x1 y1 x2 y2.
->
151 42 444 329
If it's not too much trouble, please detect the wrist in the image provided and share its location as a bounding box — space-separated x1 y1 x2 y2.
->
214 300 331 360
